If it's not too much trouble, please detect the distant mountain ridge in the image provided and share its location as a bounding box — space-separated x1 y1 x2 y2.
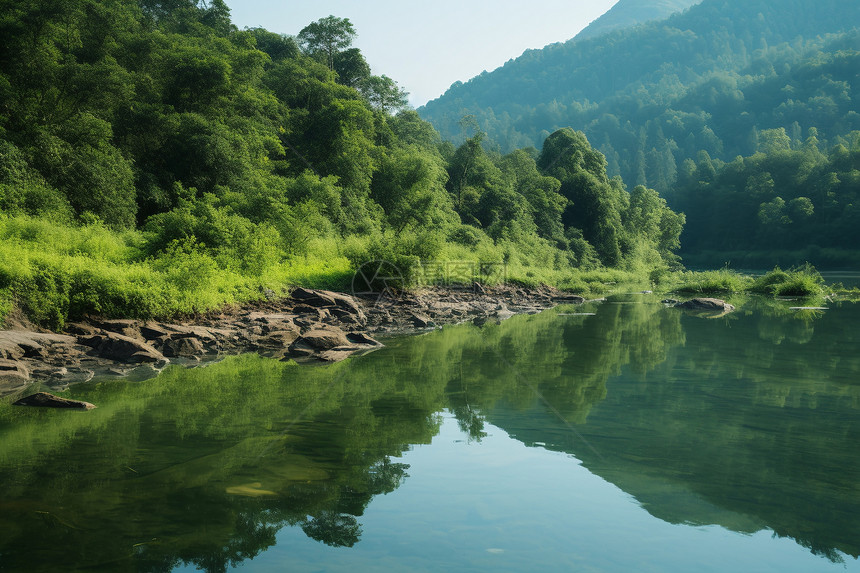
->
419 0 860 193
574 0 702 42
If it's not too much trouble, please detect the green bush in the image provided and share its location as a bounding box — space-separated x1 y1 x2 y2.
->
750 265 824 297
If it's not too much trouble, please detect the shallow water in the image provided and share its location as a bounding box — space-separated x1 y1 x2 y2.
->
1 295 858 572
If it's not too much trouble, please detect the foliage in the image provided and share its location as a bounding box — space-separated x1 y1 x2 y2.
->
750 265 826 297
0 5 686 326
672 136 860 265
419 0 860 198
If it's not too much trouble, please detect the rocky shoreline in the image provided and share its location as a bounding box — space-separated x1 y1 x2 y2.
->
0 284 586 399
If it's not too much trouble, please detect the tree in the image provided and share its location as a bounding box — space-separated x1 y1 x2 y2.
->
361 75 409 114
333 47 370 88
297 15 356 70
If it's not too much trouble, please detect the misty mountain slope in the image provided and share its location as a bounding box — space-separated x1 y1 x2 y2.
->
418 0 860 194
574 0 702 42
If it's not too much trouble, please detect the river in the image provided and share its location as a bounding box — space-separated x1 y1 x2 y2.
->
0 294 858 572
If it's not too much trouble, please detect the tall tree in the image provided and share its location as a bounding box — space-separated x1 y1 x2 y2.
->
297 15 356 70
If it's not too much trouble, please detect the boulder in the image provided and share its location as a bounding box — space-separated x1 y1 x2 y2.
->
0 331 47 360
291 288 337 308
0 359 30 387
676 298 735 312
14 392 95 410
292 288 365 317
95 319 142 340
256 329 300 348
295 328 351 351
346 332 383 346
162 336 206 358
140 322 172 341
409 312 434 328
79 332 166 364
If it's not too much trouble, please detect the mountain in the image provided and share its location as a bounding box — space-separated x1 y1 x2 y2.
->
574 0 702 42
419 0 860 194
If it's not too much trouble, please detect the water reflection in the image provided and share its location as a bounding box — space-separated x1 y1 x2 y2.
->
0 296 857 570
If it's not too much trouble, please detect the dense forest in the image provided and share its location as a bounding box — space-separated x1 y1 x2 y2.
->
419 0 860 263
0 0 685 327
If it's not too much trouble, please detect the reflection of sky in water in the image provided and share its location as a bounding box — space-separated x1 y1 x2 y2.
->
224 414 857 573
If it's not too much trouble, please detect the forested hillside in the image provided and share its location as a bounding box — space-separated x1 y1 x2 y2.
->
0 0 683 328
419 0 860 195
573 0 700 42
671 131 860 267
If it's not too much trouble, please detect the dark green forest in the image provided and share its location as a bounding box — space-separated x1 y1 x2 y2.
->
0 0 685 327
420 0 860 264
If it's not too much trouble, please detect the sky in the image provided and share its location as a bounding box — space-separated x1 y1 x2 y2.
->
224 0 619 107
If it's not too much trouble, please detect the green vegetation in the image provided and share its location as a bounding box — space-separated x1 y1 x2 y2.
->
670 264 829 297
419 0 860 266
0 1 685 328
671 136 860 264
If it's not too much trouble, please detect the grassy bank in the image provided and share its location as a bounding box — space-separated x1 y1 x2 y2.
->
0 215 841 331
669 265 833 297
0 215 649 329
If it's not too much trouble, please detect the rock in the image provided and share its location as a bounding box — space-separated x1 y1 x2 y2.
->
0 331 56 359
409 312 434 328
79 332 166 364
676 298 735 312
95 319 142 340
13 392 95 410
140 322 172 340
256 329 300 348
295 328 351 351
162 336 205 358
0 359 30 387
661 299 680 305
291 288 337 308
65 322 99 337
346 332 383 346
292 288 365 318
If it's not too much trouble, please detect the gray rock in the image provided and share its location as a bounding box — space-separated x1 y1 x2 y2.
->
14 392 95 410
79 332 166 364
409 312 434 328
0 359 30 387
676 298 735 312
95 319 142 340
256 329 300 348
140 322 172 340
346 332 383 346
295 328 351 351
162 336 205 358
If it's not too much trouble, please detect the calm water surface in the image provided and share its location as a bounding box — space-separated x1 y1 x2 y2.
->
1 295 858 572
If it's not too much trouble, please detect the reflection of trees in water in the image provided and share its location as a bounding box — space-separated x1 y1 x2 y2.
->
1 298 854 570
302 511 362 548
488 299 860 562
0 355 431 572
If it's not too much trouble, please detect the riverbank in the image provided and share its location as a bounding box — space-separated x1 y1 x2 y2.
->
0 284 585 398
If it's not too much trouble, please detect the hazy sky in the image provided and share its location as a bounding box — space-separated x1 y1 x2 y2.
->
224 1 619 107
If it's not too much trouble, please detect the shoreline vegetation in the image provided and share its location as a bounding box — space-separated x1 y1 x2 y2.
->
0 3 857 384
0 211 850 332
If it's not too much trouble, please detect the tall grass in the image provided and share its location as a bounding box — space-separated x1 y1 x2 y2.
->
670 265 827 297
0 215 356 329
